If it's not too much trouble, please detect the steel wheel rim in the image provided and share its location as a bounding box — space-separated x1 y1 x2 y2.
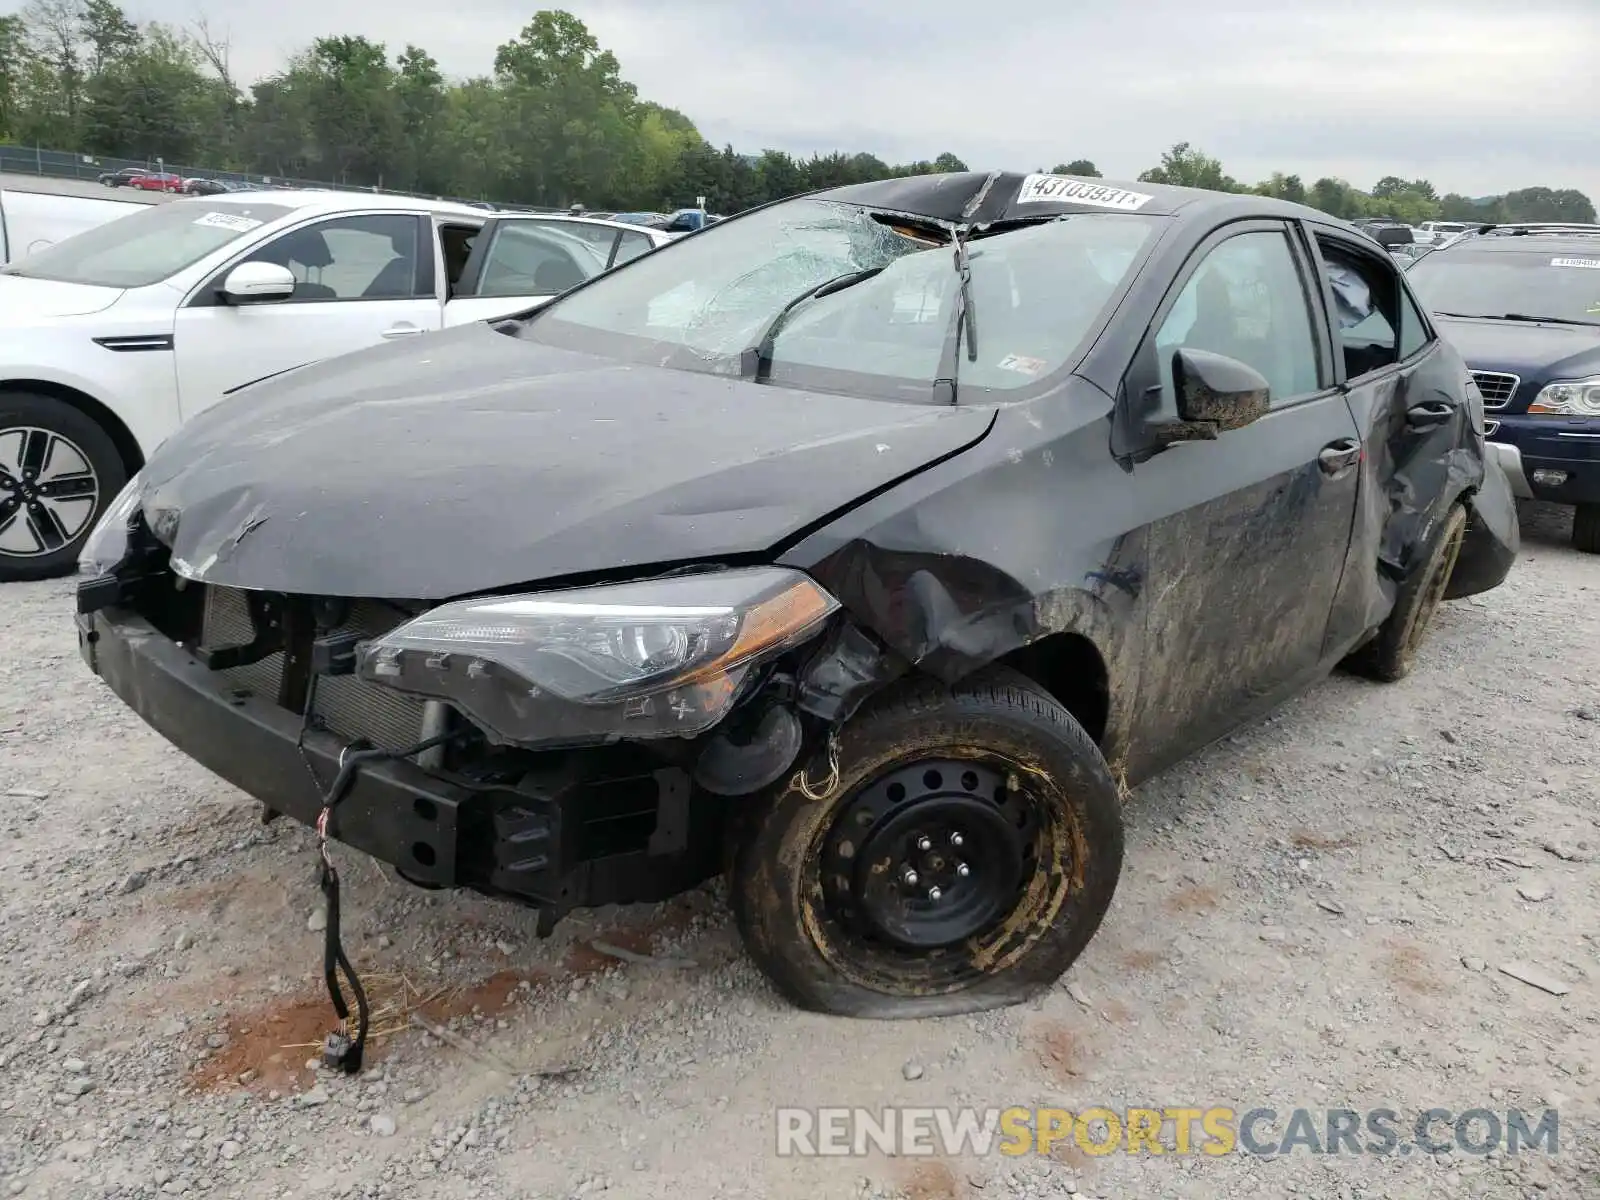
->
810 755 1064 991
0 427 101 558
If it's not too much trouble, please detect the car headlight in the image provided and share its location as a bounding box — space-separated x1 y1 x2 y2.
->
356 567 839 747
1529 376 1600 417
77 471 145 576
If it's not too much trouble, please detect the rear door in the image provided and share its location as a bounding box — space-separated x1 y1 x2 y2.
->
172 211 442 416
443 217 613 326
1122 219 1362 767
1306 223 1463 654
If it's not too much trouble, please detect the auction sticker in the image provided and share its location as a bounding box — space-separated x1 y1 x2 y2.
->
194 211 265 233
997 353 1047 375
1551 257 1600 269
1015 175 1153 210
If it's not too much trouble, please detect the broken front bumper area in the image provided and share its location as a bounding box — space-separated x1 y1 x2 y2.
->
75 606 722 929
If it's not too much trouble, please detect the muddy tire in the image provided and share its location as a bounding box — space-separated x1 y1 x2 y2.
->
1345 501 1468 683
729 667 1124 1019
0 393 125 584
1573 504 1600 555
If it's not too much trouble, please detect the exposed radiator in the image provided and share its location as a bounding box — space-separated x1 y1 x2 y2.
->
200 587 432 752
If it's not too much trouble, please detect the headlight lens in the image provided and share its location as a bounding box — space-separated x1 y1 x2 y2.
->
356 566 839 747
76 471 144 576
1529 376 1600 417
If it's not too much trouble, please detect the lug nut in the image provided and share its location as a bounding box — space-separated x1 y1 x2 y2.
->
927 887 943 902
902 869 919 887
916 836 932 851
949 832 964 847
956 862 970 878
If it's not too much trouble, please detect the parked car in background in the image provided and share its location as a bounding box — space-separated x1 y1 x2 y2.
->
73 171 1516 1020
127 173 183 194
1416 221 1471 248
0 181 145 265
1407 225 1600 552
97 168 150 188
611 211 672 229
442 213 674 326
0 194 681 579
182 178 233 196
663 207 724 234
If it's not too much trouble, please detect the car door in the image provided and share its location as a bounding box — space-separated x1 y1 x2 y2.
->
172 212 441 417
1305 223 1462 654
1122 220 1362 766
443 218 612 327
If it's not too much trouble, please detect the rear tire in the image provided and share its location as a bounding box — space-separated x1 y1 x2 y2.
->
1345 500 1468 682
0 393 126 583
1573 504 1600 555
729 667 1124 1018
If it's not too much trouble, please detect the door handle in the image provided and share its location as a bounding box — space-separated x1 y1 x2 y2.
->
1406 400 1454 429
1318 438 1362 475
381 324 424 340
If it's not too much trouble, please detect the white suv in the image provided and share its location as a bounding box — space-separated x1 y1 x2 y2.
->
0 192 673 580
1415 221 1471 248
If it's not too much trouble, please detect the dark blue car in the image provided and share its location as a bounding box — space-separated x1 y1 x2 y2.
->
1408 225 1600 552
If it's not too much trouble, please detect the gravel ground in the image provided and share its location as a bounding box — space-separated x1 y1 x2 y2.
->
0 500 1595 1200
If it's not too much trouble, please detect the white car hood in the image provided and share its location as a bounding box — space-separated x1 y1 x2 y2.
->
0 273 124 320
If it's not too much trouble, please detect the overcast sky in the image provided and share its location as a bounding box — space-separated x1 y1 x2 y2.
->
66 0 1600 200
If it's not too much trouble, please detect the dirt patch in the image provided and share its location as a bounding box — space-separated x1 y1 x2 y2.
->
560 902 700 975
1119 948 1164 971
1382 941 1444 996
1034 1021 1085 1083
185 992 331 1095
1163 884 1221 914
897 1159 966 1200
185 967 541 1095
1099 998 1135 1025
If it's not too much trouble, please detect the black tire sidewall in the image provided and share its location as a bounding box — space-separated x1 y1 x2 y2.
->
1573 504 1600 555
731 670 1124 1018
1362 500 1469 681
0 393 127 583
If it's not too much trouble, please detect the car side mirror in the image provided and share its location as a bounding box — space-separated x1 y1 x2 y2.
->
220 261 296 304
1151 347 1272 443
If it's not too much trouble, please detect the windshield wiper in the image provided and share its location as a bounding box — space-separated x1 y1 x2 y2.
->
1437 311 1600 327
739 266 886 381
931 226 977 405
1498 312 1600 327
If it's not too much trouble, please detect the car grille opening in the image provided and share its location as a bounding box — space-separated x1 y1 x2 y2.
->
199 587 432 753
1470 371 1520 410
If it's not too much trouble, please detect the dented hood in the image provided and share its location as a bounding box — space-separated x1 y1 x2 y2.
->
136 322 995 599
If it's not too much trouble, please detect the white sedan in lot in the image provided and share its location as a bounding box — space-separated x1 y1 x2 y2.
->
0 192 673 581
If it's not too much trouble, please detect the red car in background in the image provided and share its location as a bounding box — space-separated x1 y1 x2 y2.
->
127 172 182 193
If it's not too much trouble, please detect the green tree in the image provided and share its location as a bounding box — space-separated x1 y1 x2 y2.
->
1137 142 1238 192
932 151 967 172
1501 186 1596 224
1051 159 1100 177
1257 172 1307 204
0 15 31 140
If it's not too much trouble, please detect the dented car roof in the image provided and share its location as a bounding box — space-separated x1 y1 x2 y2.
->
814 170 1327 228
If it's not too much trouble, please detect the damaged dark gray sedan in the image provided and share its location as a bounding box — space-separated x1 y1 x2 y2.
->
75 171 1518 1021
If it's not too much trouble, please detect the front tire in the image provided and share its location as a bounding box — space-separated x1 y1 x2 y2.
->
0 393 126 583
1345 500 1468 682
730 668 1124 1018
1573 504 1600 555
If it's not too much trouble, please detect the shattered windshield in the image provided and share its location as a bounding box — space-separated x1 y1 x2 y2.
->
515 199 1160 401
